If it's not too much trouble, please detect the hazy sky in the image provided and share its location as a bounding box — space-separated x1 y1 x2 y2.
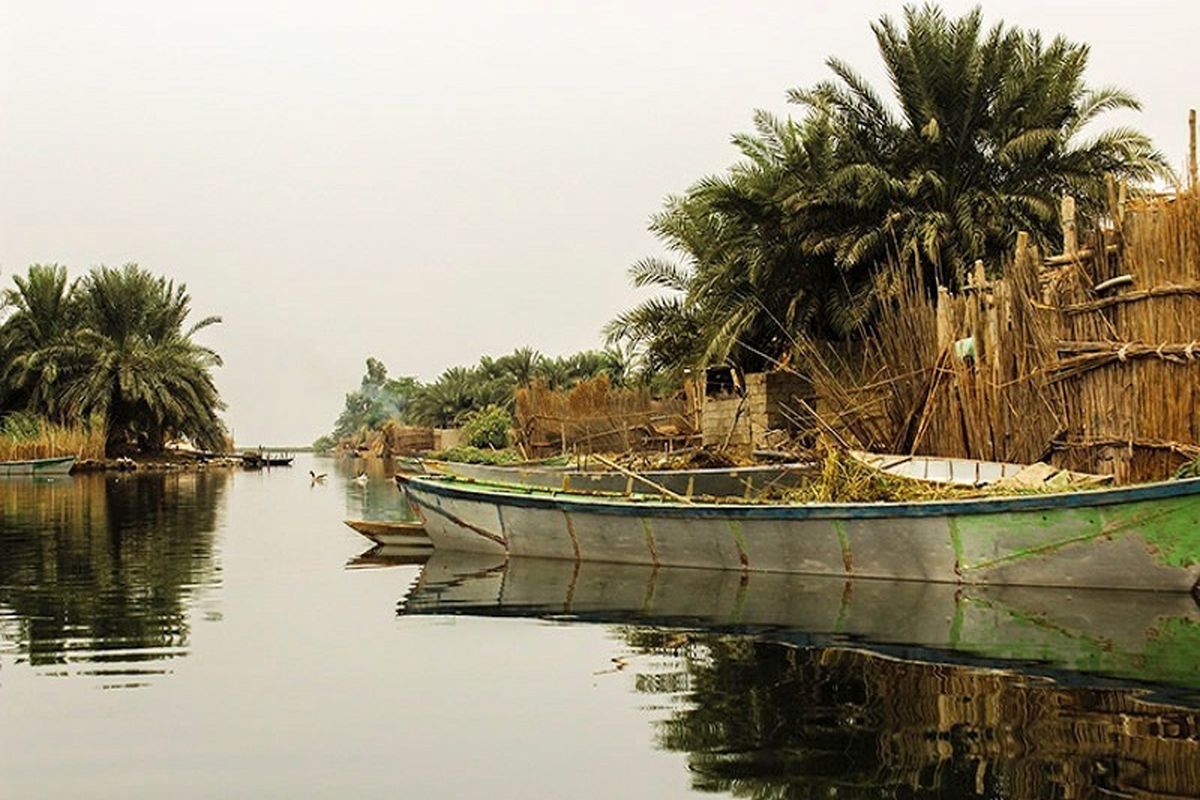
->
2 1 1196 444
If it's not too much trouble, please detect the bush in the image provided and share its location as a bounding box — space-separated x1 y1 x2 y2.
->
428 446 521 465
461 405 511 449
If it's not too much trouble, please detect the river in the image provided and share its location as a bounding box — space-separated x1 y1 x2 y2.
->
2 455 1199 798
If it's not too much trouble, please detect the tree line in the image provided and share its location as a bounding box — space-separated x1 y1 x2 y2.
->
0 264 227 455
316 348 646 449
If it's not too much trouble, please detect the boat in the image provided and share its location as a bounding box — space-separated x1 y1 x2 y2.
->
240 451 294 468
396 471 1200 591
849 450 1109 488
401 551 1200 691
398 458 817 499
343 518 431 548
0 455 76 477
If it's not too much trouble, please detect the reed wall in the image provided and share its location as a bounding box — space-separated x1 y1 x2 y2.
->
514 376 697 458
807 186 1200 484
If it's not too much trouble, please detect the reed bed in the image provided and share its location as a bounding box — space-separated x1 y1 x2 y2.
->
0 414 106 461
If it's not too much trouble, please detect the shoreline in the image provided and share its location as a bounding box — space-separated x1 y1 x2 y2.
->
72 455 247 473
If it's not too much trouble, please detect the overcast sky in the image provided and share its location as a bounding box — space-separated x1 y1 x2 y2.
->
2 1 1196 445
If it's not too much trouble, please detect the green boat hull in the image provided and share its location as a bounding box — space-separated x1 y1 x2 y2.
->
398 474 1200 591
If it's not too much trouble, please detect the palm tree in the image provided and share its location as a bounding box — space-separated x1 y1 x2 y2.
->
0 265 81 417
607 110 863 371
60 264 227 453
793 3 1169 289
608 4 1167 372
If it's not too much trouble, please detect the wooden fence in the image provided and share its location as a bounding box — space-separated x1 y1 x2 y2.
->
807 182 1200 484
513 376 698 458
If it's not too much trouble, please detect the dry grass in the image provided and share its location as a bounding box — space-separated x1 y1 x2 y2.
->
0 416 106 461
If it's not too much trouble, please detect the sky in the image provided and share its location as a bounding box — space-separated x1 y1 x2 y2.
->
1 1 1197 445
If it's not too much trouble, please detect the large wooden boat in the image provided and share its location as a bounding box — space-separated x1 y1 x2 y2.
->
396 471 1200 591
0 455 76 477
398 458 816 499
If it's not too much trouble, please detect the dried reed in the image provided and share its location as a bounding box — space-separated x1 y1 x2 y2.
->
0 416 106 461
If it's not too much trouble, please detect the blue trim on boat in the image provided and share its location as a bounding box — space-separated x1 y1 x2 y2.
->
397 473 1200 520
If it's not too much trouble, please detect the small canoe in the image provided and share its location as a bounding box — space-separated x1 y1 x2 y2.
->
848 450 1029 486
343 518 431 548
847 450 1112 489
0 455 76 477
400 458 817 499
397 472 1200 592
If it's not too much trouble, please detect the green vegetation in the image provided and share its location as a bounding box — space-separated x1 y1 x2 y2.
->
461 405 512 449
0 411 107 461
318 347 643 448
606 4 1167 371
0 263 227 455
426 446 522 465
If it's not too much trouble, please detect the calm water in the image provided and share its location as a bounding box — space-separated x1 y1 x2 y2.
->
3 455 1200 799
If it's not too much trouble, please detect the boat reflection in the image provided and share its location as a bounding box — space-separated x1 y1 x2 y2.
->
346 544 432 570
402 553 1200 797
402 552 1200 693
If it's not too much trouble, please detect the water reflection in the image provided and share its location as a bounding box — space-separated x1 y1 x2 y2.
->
324 454 415 523
0 471 229 687
402 553 1200 798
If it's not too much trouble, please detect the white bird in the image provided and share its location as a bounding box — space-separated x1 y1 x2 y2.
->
309 470 327 485
352 472 369 486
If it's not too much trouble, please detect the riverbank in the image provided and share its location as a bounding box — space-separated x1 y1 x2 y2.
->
72 454 244 473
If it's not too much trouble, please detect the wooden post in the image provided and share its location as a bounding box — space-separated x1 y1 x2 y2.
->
1061 195 1077 256
1189 108 1198 190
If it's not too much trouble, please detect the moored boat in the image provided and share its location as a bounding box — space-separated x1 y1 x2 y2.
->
343 518 431 548
399 458 817 499
396 472 1200 591
0 455 76 477
849 450 1110 488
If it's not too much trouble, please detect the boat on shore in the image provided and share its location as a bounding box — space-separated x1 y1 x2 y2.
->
0 455 76 477
343 518 431 548
396 471 1200 591
398 457 817 499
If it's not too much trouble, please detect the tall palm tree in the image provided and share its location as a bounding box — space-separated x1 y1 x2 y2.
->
60 264 227 453
607 110 863 370
0 265 81 416
793 3 1168 289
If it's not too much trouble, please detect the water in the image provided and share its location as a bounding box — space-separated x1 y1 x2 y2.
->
3 455 1200 798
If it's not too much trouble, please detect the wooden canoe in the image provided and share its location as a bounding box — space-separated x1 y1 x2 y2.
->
399 458 817 499
847 450 1109 488
396 472 1200 592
